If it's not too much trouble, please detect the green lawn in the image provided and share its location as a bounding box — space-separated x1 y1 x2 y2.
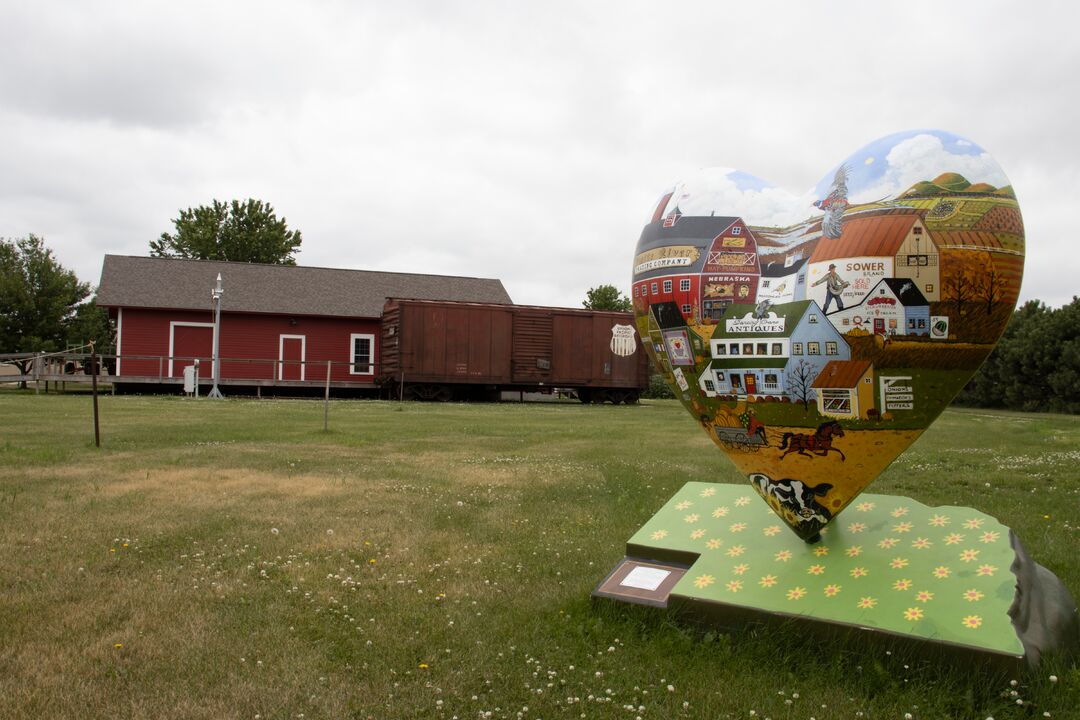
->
0 393 1077 719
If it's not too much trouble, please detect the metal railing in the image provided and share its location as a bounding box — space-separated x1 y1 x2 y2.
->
0 351 381 386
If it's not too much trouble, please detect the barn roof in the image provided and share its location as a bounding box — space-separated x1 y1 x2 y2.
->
759 257 808 278
878 278 929 306
709 300 815 339
96 255 513 318
811 359 873 389
809 210 930 263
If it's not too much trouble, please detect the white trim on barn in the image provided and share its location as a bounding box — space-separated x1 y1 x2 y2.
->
168 321 215 377
349 333 375 375
278 334 307 381
116 307 123 376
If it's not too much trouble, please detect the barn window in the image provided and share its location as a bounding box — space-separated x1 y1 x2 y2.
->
634 286 640 297
680 278 691 292
731 226 742 235
350 333 375 375
681 304 692 315
663 280 673 293
651 282 658 294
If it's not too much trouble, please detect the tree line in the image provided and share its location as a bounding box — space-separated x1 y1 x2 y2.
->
1 200 301 368
3 221 1077 417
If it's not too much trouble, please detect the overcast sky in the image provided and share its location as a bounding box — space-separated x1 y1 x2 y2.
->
2 1 1077 309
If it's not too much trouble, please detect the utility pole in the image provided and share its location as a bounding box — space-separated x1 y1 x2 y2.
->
208 273 225 399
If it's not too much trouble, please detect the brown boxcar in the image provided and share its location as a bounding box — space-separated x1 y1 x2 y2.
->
380 299 648 403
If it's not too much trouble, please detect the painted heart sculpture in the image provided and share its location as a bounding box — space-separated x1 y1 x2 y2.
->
631 130 1024 542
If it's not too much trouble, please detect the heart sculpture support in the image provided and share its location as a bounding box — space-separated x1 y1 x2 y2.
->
594 483 1079 672
631 130 1025 541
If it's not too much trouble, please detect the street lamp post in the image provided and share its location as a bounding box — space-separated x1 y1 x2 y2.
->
207 273 225 399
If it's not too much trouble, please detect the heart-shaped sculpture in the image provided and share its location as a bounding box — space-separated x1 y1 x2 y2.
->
632 130 1024 542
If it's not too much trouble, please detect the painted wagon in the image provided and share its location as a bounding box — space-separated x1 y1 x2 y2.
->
713 425 768 451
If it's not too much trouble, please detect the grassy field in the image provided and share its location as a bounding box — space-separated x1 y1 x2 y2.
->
0 392 1077 719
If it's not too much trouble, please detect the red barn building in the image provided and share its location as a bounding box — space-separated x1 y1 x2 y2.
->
95 255 512 390
632 216 761 323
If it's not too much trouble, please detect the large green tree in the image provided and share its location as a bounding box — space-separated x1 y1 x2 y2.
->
583 284 632 312
66 298 115 356
150 199 302 264
0 235 91 379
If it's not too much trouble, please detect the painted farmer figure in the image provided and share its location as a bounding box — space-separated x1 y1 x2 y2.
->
813 264 850 313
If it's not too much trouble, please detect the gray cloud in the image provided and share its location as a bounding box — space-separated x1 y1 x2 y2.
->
1 1 1077 307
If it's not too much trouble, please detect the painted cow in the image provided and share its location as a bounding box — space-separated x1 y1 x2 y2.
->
750 473 833 526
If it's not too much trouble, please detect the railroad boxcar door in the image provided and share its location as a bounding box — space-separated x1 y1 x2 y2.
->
279 334 306 381
511 311 554 384
552 314 593 383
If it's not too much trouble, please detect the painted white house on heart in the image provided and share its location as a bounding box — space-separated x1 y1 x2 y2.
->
698 299 850 401
756 256 808 305
827 278 932 337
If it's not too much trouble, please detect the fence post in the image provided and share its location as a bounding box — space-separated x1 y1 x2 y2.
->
90 343 101 448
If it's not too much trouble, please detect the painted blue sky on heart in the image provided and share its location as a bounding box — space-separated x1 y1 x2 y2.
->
812 129 1005 203
659 129 1012 230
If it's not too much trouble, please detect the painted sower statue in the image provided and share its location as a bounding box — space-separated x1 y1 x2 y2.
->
813 263 849 313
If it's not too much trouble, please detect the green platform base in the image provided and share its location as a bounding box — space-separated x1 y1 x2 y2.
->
596 482 1028 666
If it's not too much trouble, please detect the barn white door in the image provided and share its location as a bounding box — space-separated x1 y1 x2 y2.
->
278 334 306 381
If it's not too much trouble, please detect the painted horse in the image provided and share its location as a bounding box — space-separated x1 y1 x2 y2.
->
778 420 846 461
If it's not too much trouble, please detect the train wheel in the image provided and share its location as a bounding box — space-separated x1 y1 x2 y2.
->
434 385 453 402
622 391 640 405
577 389 592 404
